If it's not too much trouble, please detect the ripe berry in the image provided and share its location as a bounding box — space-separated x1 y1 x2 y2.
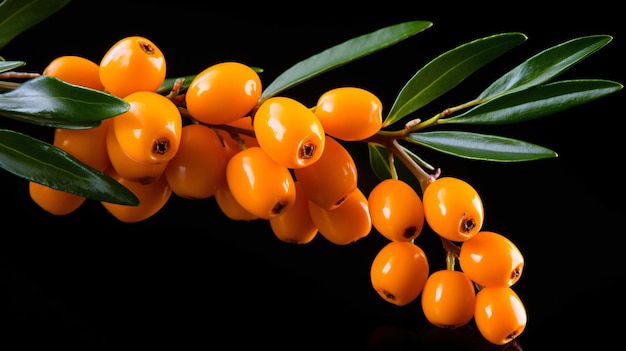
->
307 187 371 245
164 124 229 199
293 135 357 210
459 231 524 287
420 270 476 329
99 36 166 97
253 96 325 169
100 167 172 223
225 146 296 219
269 181 318 244
474 286 527 345
367 178 425 242
29 182 86 215
370 241 429 306
185 62 262 125
43 55 105 91
111 91 182 165
214 181 259 221
422 177 484 242
314 86 383 141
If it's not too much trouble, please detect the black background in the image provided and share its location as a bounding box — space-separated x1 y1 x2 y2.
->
0 1 624 349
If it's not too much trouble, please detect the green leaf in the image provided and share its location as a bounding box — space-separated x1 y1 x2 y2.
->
0 129 139 205
260 21 433 102
405 130 558 162
442 79 623 125
0 60 25 73
0 0 71 50
368 142 392 181
0 76 130 128
157 75 195 95
477 35 613 100
384 32 527 127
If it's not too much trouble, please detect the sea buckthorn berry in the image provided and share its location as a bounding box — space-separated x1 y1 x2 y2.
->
54 118 112 172
106 124 168 184
474 286 527 345
226 146 296 220
164 124 229 199
314 87 383 141
370 241 429 306
214 181 259 221
99 35 166 97
307 187 371 245
367 178 425 242
459 231 524 287
29 182 86 215
293 136 357 210
420 270 476 329
269 181 318 244
422 177 484 242
112 91 182 165
100 167 172 223
253 96 325 169
185 62 262 125
43 55 105 91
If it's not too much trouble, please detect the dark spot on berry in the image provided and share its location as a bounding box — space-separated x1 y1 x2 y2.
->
139 40 156 55
272 201 288 215
460 214 476 233
153 139 169 155
382 290 396 301
511 267 522 280
403 226 417 239
334 196 347 207
299 142 316 160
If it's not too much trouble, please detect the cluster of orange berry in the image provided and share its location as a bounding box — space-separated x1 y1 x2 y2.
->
29 35 526 345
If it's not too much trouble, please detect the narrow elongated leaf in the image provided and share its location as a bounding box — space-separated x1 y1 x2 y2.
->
0 129 139 205
477 35 613 100
442 79 623 125
260 21 432 101
384 33 527 127
0 0 71 50
368 142 392 181
0 60 25 73
406 130 557 162
0 76 130 128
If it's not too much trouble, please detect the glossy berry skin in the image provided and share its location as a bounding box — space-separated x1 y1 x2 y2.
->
474 286 527 345
368 178 425 242
29 182 86 215
307 187 371 245
43 55 105 91
101 167 172 223
370 241 429 306
269 181 318 244
185 62 261 125
293 136 357 210
253 96 325 169
422 177 484 242
99 36 166 97
164 124 229 199
459 231 524 287
226 146 296 220
214 182 259 221
106 123 168 185
420 270 476 329
314 87 383 141
112 91 182 165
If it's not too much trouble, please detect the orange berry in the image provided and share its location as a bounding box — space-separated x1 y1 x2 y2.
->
185 62 262 125
422 177 484 242
307 187 371 245
43 55 105 91
474 286 527 345
314 87 383 141
367 178 425 242
370 241 429 306
29 182 86 215
99 36 166 97
421 270 476 329
214 181 259 221
225 146 296 220
100 167 172 223
459 231 524 287
293 135 357 210
54 118 111 172
253 96 325 169
269 181 318 244
164 124 229 199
